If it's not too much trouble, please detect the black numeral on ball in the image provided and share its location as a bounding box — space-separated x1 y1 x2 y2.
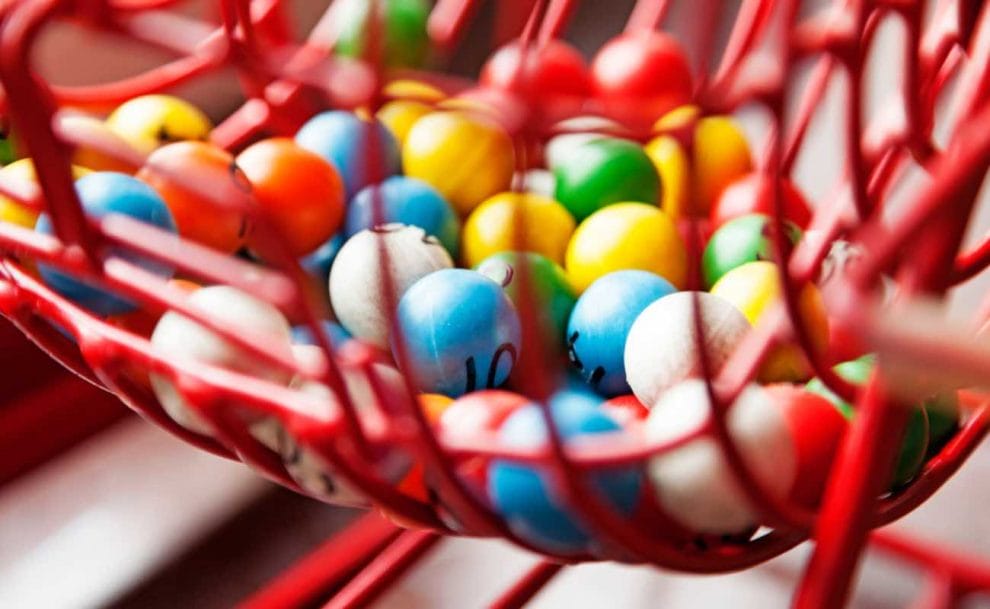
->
463 342 518 394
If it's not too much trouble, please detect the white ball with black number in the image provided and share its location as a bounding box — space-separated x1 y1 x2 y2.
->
329 224 453 349
624 291 751 407
250 344 409 507
645 379 797 535
150 285 293 435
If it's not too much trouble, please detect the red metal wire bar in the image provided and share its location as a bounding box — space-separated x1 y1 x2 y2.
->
488 561 564 609
238 512 402 609
321 530 442 609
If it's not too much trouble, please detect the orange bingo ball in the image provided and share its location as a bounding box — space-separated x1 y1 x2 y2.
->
137 141 250 254
419 392 455 424
236 138 346 256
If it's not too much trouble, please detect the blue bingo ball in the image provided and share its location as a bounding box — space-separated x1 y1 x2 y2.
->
300 233 344 281
392 268 521 397
295 110 401 198
346 176 460 257
291 320 352 347
488 388 641 554
36 172 177 315
566 270 676 397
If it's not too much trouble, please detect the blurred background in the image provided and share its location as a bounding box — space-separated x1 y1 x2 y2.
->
3 0 990 607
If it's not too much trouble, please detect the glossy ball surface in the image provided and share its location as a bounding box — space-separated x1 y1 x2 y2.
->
553 137 660 221
702 214 802 288
544 116 623 170
106 94 211 154
329 225 453 348
346 176 460 257
377 99 433 147
150 286 294 435
236 138 345 256
764 383 847 507
402 111 514 216
806 355 929 487
645 110 753 218
710 261 828 382
625 292 751 407
645 380 796 535
36 172 177 315
392 269 522 397
333 0 431 68
566 270 676 397
0 159 87 228
462 192 575 267
489 389 641 554
137 141 249 254
711 172 813 229
476 251 576 347
481 39 591 119
565 202 686 292
591 31 692 128
295 111 401 199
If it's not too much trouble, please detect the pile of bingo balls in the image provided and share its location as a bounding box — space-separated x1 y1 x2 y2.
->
0 22 964 558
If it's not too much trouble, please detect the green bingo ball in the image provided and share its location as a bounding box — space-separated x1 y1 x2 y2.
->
0 127 18 166
921 391 960 453
334 0 430 68
702 214 802 288
807 355 929 488
553 138 660 222
477 252 577 344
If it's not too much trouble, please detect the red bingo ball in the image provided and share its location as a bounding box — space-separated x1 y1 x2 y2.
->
765 383 848 507
591 31 692 129
711 172 813 229
236 138 345 256
481 39 591 119
601 394 649 426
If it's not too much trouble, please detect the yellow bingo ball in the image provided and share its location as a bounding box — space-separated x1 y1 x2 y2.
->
645 106 752 219
61 114 140 173
383 79 445 103
0 159 89 228
710 260 828 382
106 94 212 154
565 202 687 293
462 192 575 267
403 111 515 216
377 99 433 147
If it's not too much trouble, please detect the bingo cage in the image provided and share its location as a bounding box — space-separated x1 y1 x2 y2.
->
1 0 990 607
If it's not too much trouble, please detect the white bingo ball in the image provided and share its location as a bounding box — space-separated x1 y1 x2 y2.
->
624 291 750 407
150 285 293 435
329 224 453 349
645 380 797 535
249 344 409 506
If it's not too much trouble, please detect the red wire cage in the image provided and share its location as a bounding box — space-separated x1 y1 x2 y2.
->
2 0 990 607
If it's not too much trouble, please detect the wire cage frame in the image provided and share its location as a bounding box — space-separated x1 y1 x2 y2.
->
1 0 990 608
